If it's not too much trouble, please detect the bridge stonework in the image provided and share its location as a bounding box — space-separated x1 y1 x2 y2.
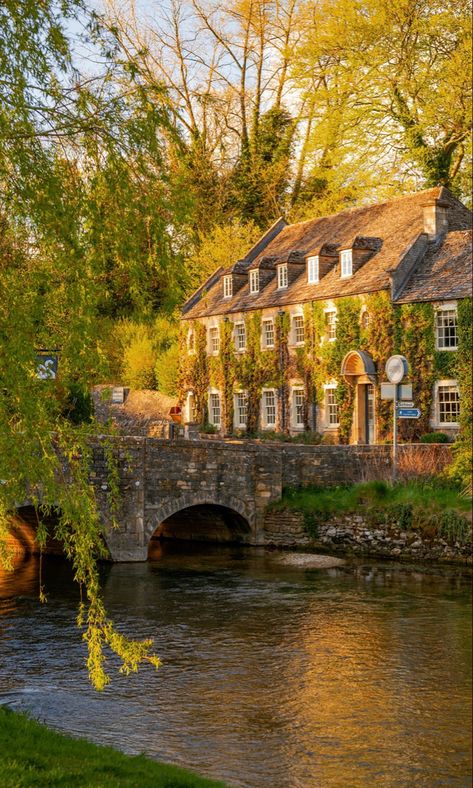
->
90 438 451 561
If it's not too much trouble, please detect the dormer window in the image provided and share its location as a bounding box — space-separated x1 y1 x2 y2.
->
307 256 319 284
277 264 288 289
340 249 353 278
223 275 233 298
249 270 260 294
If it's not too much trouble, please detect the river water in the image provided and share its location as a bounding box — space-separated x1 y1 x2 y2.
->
0 545 471 787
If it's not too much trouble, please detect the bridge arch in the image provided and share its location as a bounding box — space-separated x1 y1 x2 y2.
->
144 493 254 548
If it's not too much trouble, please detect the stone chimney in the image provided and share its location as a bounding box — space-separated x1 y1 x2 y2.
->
423 199 450 241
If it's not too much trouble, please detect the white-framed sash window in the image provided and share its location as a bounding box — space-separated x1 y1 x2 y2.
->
262 389 277 428
234 391 248 429
307 255 319 284
186 391 196 422
325 309 337 341
249 269 260 294
209 392 221 427
209 326 220 354
292 314 305 345
223 275 233 298
292 388 305 428
435 305 458 350
262 318 275 348
187 328 195 354
340 249 353 278
234 322 246 351
324 385 339 427
434 380 460 426
277 264 288 289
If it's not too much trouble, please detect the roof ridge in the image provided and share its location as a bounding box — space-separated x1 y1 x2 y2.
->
285 187 445 232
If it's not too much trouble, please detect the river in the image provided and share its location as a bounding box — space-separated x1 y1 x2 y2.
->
0 545 471 787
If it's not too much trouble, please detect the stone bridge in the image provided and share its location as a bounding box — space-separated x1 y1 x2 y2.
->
89 438 451 561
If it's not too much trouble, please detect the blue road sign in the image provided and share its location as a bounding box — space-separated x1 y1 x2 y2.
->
397 407 421 419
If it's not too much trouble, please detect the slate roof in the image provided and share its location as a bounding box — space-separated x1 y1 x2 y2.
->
182 187 472 319
396 230 473 303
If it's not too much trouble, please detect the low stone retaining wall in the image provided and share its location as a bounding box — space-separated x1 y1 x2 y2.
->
263 510 472 564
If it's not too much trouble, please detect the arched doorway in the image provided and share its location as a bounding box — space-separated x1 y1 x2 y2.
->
341 350 377 444
148 503 251 556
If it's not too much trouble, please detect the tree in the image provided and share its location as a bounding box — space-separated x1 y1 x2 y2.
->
292 0 472 209
0 0 161 689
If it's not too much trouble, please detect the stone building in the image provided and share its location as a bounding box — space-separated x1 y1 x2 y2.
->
179 187 472 444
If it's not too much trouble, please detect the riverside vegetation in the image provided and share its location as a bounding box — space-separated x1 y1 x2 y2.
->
270 479 472 545
0 707 225 788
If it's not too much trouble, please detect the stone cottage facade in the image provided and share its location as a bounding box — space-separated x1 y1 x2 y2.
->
179 187 472 444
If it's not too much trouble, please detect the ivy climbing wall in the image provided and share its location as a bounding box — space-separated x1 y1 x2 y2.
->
179 291 470 443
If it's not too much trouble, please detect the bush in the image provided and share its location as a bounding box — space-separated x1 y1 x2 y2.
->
437 509 471 545
122 336 157 389
384 502 414 530
201 422 218 434
420 432 449 443
155 343 179 396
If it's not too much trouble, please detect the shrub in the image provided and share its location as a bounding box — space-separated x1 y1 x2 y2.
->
155 344 179 396
384 502 413 530
201 422 218 434
122 336 157 389
420 432 449 443
437 509 471 545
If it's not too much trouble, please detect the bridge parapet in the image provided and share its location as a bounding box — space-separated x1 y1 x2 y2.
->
91 437 451 561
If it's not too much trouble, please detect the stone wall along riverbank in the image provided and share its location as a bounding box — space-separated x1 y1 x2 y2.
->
263 510 472 565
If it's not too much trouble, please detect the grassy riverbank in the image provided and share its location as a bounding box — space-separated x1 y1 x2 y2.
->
270 479 472 543
0 706 226 787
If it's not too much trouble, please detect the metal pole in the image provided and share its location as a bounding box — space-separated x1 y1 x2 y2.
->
392 385 398 483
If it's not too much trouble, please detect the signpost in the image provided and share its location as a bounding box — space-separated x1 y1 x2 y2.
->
384 355 411 482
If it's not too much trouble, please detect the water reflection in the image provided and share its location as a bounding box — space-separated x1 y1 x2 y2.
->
0 546 471 788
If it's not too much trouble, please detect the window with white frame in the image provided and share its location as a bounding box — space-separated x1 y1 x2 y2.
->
262 390 276 427
292 314 305 345
436 382 460 425
209 392 221 427
360 308 370 330
325 386 339 426
187 391 196 422
325 310 337 341
234 322 246 351
293 388 305 427
262 319 275 348
234 391 248 428
307 255 319 284
435 306 458 350
249 269 260 294
277 264 288 289
209 326 219 354
340 249 353 278
223 275 233 298
187 329 195 354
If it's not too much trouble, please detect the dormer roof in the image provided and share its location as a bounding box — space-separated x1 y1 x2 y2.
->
182 187 472 319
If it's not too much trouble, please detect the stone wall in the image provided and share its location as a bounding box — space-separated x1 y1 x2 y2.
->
264 510 472 565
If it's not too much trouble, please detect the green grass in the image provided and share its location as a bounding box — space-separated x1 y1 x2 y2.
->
270 479 472 543
0 706 227 787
